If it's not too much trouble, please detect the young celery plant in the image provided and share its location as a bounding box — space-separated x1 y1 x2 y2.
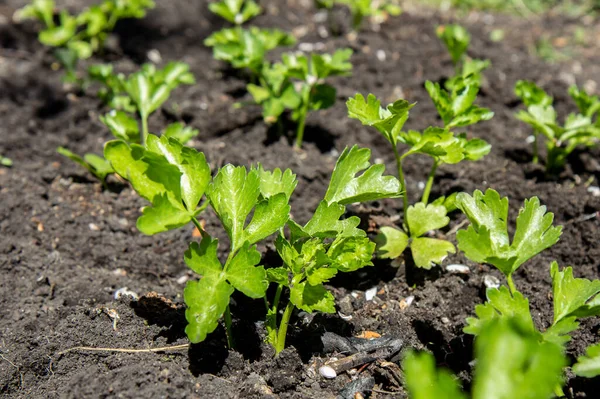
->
204 27 296 78
14 0 155 83
58 62 196 184
88 62 195 145
328 0 402 31
104 132 294 347
436 24 490 89
515 80 600 172
281 49 353 148
455 188 562 294
346 88 490 268
266 145 401 354
208 0 261 26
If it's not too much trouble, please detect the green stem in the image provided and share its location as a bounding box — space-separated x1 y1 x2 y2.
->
393 146 409 215
553 384 565 398
507 274 517 295
295 85 312 149
224 305 235 349
275 300 295 355
532 133 539 164
421 160 440 205
141 113 149 146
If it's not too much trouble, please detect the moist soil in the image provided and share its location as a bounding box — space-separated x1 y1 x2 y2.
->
1 1 600 398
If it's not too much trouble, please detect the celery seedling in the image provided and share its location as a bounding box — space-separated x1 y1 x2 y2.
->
208 0 261 26
204 27 295 77
515 80 600 172
266 145 400 353
14 0 154 83
283 49 353 147
325 0 402 30
436 24 490 88
456 189 562 293
347 93 490 268
89 62 195 144
403 317 567 399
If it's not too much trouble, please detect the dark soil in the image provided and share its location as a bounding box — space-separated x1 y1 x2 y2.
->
1 1 600 398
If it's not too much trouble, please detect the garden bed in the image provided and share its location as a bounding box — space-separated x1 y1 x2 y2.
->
1 0 600 397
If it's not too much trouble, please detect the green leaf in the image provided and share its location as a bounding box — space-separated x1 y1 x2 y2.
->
242 193 290 246
436 24 470 65
306 268 338 285
324 145 400 205
346 93 414 145
456 189 562 277
515 80 553 107
14 0 55 27
375 226 408 259
207 165 260 251
301 201 364 239
569 85 600 118
327 236 375 272
39 11 76 46
290 282 336 313
406 203 450 238
464 286 535 336
266 267 289 286
58 147 113 181
550 261 600 323
226 243 267 298
311 48 353 79
137 193 190 235
573 343 600 378
156 61 195 88
310 83 336 111
145 135 210 212
100 110 139 143
184 276 233 343
403 351 467 399
542 316 579 347
256 165 297 199
162 122 199 144
184 237 223 279
411 237 455 269
472 317 566 399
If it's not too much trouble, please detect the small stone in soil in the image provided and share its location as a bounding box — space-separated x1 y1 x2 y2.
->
483 275 501 289
446 264 470 274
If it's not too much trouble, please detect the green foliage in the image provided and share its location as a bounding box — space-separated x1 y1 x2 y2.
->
89 62 196 144
514 80 600 172
15 0 154 82
322 0 402 30
1 155 13 167
404 317 566 399
208 0 261 25
57 147 114 182
250 49 353 147
104 134 211 234
376 203 455 269
347 92 490 268
436 24 470 66
266 145 399 353
205 27 295 76
573 343 600 378
425 75 494 128
456 189 562 290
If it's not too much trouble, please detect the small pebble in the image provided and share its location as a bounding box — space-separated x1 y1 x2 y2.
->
114 287 139 300
365 286 378 301
177 275 189 285
319 365 337 379
417 181 425 190
587 186 600 197
441 317 450 324
89 223 100 231
483 275 500 289
147 49 162 64
376 50 386 62
525 135 536 144
446 264 470 274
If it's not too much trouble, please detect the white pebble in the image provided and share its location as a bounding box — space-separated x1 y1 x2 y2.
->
525 135 536 144
89 223 100 231
483 275 500 289
417 181 425 190
587 186 600 197
376 50 386 62
114 287 139 301
404 295 414 307
177 275 189 285
298 42 315 52
319 365 337 379
446 264 470 274
147 49 162 64
365 286 378 301
338 311 353 321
